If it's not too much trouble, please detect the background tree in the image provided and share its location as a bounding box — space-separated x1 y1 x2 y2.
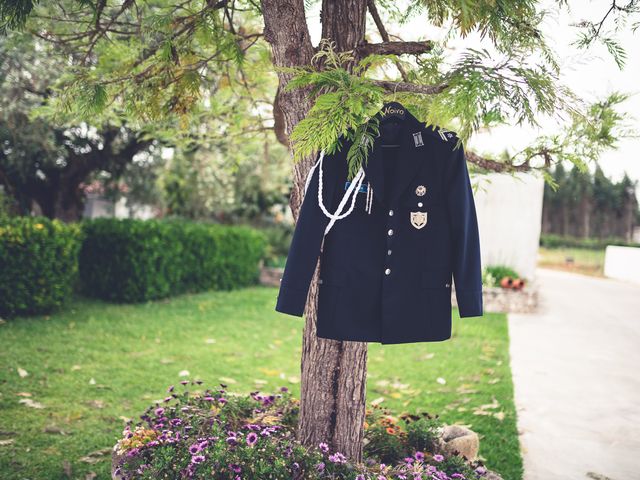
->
542 165 639 240
0 0 636 463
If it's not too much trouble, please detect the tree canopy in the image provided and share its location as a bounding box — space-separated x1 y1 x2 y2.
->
0 0 636 183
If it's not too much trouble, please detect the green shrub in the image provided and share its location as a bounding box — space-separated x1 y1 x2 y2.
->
540 233 640 250
79 219 266 303
260 224 293 267
484 265 520 282
0 216 83 317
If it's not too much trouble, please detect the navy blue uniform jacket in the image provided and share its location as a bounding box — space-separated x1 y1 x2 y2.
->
275 109 483 344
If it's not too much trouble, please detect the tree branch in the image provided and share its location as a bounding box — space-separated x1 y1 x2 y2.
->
356 40 434 57
370 80 447 95
366 0 411 82
466 151 525 172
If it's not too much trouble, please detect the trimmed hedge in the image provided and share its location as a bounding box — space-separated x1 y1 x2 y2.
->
0 217 83 317
79 219 267 303
540 233 640 250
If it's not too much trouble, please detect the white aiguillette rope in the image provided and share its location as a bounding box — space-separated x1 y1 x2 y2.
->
303 149 372 235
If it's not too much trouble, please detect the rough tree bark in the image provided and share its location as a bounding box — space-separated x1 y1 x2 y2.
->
261 0 370 462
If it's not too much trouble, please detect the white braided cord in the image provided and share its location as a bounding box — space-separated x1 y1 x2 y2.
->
303 149 366 235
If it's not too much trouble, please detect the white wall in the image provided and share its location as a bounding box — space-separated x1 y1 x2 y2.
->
83 193 156 220
604 246 640 284
473 173 545 280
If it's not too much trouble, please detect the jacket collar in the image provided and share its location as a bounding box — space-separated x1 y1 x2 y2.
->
361 108 426 208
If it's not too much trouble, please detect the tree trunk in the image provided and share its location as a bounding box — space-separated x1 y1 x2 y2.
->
261 0 369 462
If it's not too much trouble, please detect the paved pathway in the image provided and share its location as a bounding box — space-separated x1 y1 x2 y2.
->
509 268 640 480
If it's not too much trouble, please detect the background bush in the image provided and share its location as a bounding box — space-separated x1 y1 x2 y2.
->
259 224 293 267
79 218 266 303
540 233 640 250
484 265 521 281
0 217 83 317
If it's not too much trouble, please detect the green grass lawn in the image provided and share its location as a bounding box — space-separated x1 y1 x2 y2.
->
0 287 523 480
538 246 605 276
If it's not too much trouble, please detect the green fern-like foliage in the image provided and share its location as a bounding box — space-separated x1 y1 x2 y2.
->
279 40 391 179
282 33 584 179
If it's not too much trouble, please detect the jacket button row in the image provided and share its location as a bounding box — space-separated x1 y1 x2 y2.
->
387 229 394 236
387 249 392 255
388 209 394 216
385 268 391 275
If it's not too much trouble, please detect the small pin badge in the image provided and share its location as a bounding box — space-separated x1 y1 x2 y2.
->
412 131 424 147
415 185 426 196
410 211 428 229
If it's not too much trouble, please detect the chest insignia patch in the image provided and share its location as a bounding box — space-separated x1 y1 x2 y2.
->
410 211 428 229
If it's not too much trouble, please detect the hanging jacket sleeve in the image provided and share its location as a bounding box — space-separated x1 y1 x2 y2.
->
445 144 483 317
275 152 338 317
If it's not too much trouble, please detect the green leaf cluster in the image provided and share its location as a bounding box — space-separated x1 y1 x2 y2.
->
0 216 83 317
79 218 267 303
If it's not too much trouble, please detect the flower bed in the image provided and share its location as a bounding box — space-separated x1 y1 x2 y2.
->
112 381 498 480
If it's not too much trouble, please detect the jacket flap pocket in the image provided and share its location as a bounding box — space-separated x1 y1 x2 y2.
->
422 268 452 288
319 269 347 286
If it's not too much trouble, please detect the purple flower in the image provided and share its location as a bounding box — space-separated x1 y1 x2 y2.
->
414 451 425 461
126 448 140 457
189 444 201 455
226 436 237 446
246 432 258 446
475 466 487 475
328 452 346 463
191 455 205 464
355 475 365 480
451 474 466 479
404 456 414 464
315 462 325 472
167 385 175 392
155 407 165 416
433 454 444 462
280 386 289 392
318 442 329 453
218 397 227 404
180 380 189 385
229 463 242 473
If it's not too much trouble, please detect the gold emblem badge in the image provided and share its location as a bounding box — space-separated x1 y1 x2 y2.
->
415 185 426 196
410 211 428 229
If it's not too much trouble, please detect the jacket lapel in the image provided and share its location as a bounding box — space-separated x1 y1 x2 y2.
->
362 109 425 207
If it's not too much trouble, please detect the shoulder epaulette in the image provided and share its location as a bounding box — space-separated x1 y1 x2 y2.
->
424 124 458 144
